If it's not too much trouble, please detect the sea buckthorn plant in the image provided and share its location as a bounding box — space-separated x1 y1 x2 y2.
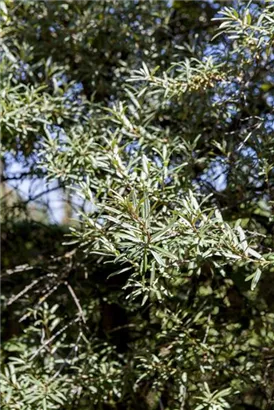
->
1 1 274 409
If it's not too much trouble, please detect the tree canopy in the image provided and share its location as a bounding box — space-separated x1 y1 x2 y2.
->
1 1 274 409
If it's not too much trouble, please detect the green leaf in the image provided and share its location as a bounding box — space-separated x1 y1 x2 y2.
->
151 219 177 242
150 249 165 266
251 268 262 290
142 194 150 221
247 247 262 260
236 226 248 254
151 245 177 260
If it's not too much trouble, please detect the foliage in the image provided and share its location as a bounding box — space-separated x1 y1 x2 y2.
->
1 1 274 409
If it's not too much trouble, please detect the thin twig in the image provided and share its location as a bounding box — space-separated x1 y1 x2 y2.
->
50 331 83 381
65 281 86 324
1 264 35 278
